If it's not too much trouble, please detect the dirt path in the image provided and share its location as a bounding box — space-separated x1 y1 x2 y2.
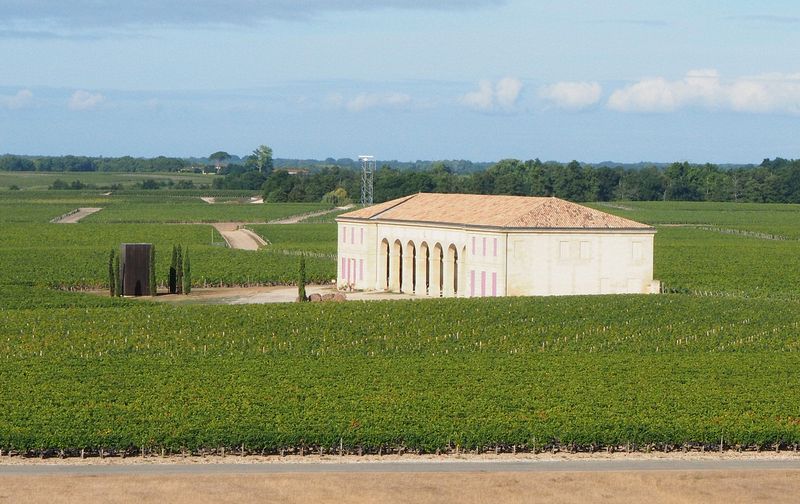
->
1 460 798 504
211 223 267 251
269 205 354 224
51 208 103 223
200 197 215 204
145 285 414 304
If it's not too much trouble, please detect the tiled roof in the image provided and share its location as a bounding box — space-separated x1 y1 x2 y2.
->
338 193 652 230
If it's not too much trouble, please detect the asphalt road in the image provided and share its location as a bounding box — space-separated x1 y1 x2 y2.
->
3 458 800 476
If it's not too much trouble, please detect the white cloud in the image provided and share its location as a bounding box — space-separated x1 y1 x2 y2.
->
1 88 33 109
538 81 601 110
461 77 522 112
68 90 105 110
608 70 800 115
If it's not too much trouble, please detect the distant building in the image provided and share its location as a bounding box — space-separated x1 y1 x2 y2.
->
336 193 659 297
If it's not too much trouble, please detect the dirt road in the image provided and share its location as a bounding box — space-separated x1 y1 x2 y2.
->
268 205 353 224
211 223 267 251
2 459 799 503
51 208 103 223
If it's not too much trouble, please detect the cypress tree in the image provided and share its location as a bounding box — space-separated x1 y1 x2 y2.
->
169 245 177 294
108 248 115 296
176 245 184 295
113 251 121 297
149 244 157 296
298 253 307 302
182 247 191 295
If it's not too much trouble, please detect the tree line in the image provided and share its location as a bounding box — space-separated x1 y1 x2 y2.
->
215 158 800 204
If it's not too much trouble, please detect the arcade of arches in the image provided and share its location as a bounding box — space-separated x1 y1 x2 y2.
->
378 238 465 297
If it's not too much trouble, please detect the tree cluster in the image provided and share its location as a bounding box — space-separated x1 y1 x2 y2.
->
1 155 188 172
230 158 800 204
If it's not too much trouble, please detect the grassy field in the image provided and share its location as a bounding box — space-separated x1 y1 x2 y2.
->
0 193 799 455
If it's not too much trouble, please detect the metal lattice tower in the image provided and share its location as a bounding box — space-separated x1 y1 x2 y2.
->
359 155 375 206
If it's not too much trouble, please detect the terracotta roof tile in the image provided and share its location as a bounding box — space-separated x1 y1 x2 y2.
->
339 193 651 230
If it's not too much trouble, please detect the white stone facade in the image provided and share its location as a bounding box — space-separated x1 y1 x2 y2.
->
336 194 659 297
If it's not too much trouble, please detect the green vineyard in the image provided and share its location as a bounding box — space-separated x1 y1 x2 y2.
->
1 189 799 455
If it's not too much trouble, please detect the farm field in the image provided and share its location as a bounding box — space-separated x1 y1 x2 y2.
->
0 189 799 455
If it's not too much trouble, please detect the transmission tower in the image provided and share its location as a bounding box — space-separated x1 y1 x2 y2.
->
359 155 375 206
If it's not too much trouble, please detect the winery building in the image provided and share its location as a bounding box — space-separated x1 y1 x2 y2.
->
336 193 659 297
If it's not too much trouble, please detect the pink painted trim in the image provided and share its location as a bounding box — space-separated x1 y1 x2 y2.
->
351 228 355 244
492 272 497 297
482 237 486 256
493 238 498 257
359 259 364 280
360 228 364 244
471 237 476 255
481 271 486 297
342 226 347 243
341 257 346 280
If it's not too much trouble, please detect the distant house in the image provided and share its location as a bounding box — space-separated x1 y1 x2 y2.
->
285 168 310 176
336 193 659 297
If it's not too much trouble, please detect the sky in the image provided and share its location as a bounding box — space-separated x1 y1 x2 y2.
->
1 0 800 163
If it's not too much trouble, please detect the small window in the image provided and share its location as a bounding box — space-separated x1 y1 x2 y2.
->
493 238 498 257
360 228 364 245
472 237 476 255
482 237 486 256
342 226 347 243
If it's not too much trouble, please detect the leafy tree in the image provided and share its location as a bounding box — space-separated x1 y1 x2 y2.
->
209 151 231 171
252 145 274 175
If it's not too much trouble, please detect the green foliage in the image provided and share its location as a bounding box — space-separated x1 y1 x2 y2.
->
176 245 184 295
1 296 799 453
182 247 191 295
169 245 178 294
112 252 121 297
149 245 157 296
297 254 307 301
108 249 116 296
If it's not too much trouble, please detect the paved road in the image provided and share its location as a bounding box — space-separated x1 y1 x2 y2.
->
3 458 799 476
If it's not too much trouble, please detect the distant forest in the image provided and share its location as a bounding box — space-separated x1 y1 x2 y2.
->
2 153 800 204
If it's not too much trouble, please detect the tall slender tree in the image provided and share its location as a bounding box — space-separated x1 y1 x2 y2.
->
113 251 121 297
169 245 177 294
108 248 116 296
182 247 191 295
176 245 184 295
149 244 157 296
298 253 307 302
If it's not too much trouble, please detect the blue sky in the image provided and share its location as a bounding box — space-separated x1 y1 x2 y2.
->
1 0 799 163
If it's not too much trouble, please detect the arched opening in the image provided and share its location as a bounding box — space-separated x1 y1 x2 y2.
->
445 244 458 297
391 240 403 292
431 243 443 297
378 238 390 290
403 241 416 293
416 242 430 296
